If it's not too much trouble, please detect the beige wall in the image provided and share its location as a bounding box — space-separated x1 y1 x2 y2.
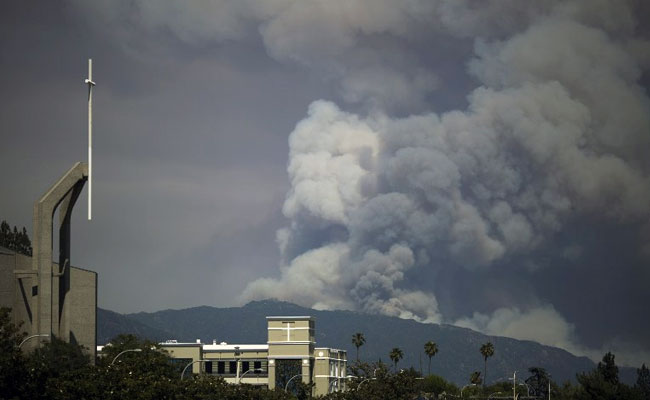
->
70 266 97 361
1 251 35 333
313 348 348 396
164 345 202 374
0 250 96 360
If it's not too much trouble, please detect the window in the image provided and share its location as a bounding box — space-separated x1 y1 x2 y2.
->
254 361 262 372
169 358 193 373
205 361 212 374
275 359 301 393
242 361 249 372
229 361 237 374
217 361 225 374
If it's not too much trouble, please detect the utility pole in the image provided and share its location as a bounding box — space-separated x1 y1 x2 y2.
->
85 59 96 220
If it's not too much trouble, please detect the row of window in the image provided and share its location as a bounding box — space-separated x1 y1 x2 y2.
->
205 360 267 375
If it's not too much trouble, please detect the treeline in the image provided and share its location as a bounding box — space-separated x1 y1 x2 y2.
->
0 220 32 256
2 308 649 399
346 331 650 400
0 307 301 400
329 356 650 400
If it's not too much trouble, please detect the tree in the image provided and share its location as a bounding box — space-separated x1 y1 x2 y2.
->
0 307 28 398
389 348 404 372
23 337 90 400
636 364 650 399
423 341 438 376
574 352 641 400
598 352 619 385
419 374 457 396
342 361 420 400
479 342 494 387
352 332 366 361
470 371 483 385
525 367 550 398
0 220 32 256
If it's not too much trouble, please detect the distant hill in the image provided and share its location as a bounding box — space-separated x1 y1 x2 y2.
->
98 300 635 386
97 308 175 344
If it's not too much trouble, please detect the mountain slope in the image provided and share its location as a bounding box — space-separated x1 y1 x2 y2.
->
97 307 175 344
98 300 611 385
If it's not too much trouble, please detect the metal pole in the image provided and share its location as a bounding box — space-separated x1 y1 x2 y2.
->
111 348 142 365
19 333 50 348
461 384 475 398
85 59 96 221
513 371 516 400
238 368 263 384
181 360 208 379
284 374 302 391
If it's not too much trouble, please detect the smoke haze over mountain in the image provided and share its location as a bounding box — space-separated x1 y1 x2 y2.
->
2 0 649 367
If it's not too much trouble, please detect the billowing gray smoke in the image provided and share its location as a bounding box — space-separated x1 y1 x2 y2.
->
73 0 650 365
238 0 650 364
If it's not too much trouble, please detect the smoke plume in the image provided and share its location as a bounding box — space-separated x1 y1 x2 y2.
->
238 0 650 364
72 0 650 365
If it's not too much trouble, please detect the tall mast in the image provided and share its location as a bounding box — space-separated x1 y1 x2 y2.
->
85 59 96 220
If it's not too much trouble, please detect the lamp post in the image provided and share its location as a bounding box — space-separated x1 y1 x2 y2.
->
509 371 517 400
181 359 209 379
284 374 303 391
234 346 241 382
19 333 50 349
111 349 142 365
461 384 476 398
357 378 370 390
238 368 263 384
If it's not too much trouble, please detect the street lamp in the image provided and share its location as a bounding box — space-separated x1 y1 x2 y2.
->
509 371 517 400
284 374 303 391
357 378 370 390
19 333 50 349
461 383 476 398
181 359 209 379
238 368 263 384
111 348 142 365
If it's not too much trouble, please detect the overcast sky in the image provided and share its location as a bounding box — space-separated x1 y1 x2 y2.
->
1 0 649 367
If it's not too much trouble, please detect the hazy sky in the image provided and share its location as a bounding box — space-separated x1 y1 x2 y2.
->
1 1 649 367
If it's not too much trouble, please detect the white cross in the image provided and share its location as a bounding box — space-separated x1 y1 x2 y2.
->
283 322 296 341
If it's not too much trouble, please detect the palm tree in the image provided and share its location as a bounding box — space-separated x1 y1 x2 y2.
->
424 341 438 375
480 342 495 387
389 347 404 372
352 332 366 361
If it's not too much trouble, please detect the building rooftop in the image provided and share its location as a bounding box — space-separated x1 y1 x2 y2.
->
266 316 314 321
203 343 269 351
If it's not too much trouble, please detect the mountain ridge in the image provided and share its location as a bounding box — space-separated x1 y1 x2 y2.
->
98 299 635 386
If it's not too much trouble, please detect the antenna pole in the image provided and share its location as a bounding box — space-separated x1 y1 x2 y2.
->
85 59 96 220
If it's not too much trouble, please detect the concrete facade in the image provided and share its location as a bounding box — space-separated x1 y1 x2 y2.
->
0 162 97 360
155 316 347 396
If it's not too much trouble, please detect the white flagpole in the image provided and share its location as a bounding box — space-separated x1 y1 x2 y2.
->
85 59 96 221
